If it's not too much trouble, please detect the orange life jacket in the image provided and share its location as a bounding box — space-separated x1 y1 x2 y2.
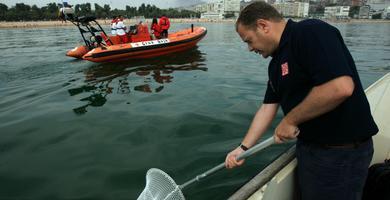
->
151 23 162 37
159 16 170 30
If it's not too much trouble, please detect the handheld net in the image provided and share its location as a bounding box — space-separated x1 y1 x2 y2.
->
137 168 185 200
137 137 276 200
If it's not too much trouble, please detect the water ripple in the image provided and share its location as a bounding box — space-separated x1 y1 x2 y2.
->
0 22 389 200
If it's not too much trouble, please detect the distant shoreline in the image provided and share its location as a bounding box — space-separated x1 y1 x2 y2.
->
0 18 388 28
0 18 235 29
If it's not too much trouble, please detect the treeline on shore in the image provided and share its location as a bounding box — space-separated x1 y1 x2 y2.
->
0 3 200 21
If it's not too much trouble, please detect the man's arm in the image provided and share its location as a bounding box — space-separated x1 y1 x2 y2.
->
225 103 279 169
275 75 354 143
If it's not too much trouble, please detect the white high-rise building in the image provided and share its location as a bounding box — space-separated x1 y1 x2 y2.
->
215 0 225 13
200 0 225 19
224 0 241 12
324 6 350 19
273 2 309 17
198 0 241 19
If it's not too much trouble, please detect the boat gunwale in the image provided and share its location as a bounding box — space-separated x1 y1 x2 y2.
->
228 145 296 200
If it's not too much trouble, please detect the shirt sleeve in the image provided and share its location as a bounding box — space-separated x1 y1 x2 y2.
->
263 80 279 104
295 23 353 86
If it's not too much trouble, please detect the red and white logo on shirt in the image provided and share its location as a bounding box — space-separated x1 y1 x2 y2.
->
281 62 289 76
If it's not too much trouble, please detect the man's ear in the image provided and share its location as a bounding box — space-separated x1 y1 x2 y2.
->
256 19 270 33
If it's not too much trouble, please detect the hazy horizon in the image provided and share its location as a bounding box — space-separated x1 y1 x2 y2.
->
1 0 212 9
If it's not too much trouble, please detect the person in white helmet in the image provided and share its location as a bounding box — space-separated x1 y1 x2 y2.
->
110 16 118 35
116 15 128 43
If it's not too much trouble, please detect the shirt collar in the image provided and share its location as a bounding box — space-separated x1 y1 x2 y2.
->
272 19 295 57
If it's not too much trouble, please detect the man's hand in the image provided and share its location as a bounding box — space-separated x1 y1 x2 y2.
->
274 118 300 143
225 146 245 169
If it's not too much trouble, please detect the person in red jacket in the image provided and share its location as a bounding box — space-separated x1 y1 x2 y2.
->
158 15 170 38
150 17 162 39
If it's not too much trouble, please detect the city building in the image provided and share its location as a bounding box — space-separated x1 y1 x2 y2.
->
200 12 225 19
240 0 270 11
196 0 241 19
324 6 350 19
367 0 390 11
352 0 365 6
199 0 225 19
225 0 241 13
273 2 310 17
359 5 370 18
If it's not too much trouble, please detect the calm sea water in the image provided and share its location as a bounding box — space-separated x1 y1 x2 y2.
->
0 21 389 200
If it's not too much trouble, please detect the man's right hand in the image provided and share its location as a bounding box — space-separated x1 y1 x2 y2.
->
225 146 246 169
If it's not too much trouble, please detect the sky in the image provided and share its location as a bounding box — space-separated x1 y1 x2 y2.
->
1 0 212 9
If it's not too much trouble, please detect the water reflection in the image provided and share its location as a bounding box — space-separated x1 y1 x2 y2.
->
68 48 207 115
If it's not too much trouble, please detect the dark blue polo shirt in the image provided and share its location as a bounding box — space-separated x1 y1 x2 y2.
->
264 19 378 144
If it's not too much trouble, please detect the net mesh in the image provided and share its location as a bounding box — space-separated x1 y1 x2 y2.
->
137 168 186 200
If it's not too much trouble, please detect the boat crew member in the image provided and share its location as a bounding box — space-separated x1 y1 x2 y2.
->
224 2 378 200
110 16 117 35
116 15 128 44
159 14 170 38
151 17 162 39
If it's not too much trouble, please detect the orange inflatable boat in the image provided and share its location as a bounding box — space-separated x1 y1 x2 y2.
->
65 16 207 63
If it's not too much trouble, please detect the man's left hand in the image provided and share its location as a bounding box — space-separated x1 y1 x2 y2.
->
274 118 300 143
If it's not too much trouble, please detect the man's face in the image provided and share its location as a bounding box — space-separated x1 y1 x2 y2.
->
237 22 275 59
